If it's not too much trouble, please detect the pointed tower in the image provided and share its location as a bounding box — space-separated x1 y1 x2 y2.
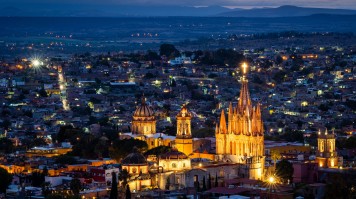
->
228 102 233 133
255 103 263 135
219 109 227 134
237 63 252 114
215 63 265 180
175 104 193 156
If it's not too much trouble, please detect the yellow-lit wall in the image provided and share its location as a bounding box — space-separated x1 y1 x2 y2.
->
175 138 193 156
0 164 25 174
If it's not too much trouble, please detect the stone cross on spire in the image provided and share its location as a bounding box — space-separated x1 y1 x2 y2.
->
242 62 248 76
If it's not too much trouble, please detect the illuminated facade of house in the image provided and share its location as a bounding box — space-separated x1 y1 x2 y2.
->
215 63 265 180
316 129 342 168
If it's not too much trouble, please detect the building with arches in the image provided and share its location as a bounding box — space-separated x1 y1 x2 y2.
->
316 129 342 168
175 105 193 156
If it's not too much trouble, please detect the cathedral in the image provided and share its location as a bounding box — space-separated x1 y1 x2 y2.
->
215 63 265 180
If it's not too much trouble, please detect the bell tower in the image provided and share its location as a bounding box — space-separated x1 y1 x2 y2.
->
175 104 193 156
316 129 342 168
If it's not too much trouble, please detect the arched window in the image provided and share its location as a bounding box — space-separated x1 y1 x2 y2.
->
219 170 224 177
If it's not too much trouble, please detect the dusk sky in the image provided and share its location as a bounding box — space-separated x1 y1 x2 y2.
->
2 0 356 9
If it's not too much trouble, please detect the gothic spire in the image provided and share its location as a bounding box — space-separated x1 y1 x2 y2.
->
238 63 252 112
219 109 227 134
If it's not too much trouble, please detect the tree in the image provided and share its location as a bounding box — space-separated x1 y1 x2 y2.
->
0 137 14 153
70 178 82 196
125 185 131 199
145 51 160 60
192 128 215 138
324 171 356 199
55 155 78 165
144 146 171 157
0 120 11 131
165 177 170 190
202 176 207 191
0 167 12 193
118 169 130 188
159 44 180 58
270 150 281 169
32 137 47 147
31 171 46 187
194 180 200 192
38 88 48 97
276 159 294 184
275 55 283 65
109 139 148 161
272 71 287 83
208 173 212 190
280 130 304 143
110 172 118 199
55 125 83 143
41 182 51 197
45 193 64 199
144 72 156 79
215 173 218 187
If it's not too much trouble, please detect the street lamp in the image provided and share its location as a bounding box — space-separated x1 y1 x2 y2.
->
32 59 41 68
268 176 275 184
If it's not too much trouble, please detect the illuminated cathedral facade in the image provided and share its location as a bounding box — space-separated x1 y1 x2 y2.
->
215 63 265 180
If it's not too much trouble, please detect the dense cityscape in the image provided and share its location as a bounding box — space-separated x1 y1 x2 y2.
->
0 3 356 199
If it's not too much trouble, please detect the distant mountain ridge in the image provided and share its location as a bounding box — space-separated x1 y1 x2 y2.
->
0 5 355 17
218 5 356 17
0 5 232 17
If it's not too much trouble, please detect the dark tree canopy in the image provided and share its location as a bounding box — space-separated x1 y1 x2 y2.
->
276 159 294 183
159 44 180 58
324 171 356 199
109 138 147 161
0 137 14 153
125 185 131 199
144 145 171 156
119 169 131 188
202 176 207 191
109 172 118 199
208 173 212 190
70 178 82 195
199 49 245 67
280 130 304 143
31 171 46 187
55 154 78 165
0 167 12 193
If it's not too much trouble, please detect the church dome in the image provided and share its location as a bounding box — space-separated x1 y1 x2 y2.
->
133 97 154 117
160 148 189 159
121 149 147 165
